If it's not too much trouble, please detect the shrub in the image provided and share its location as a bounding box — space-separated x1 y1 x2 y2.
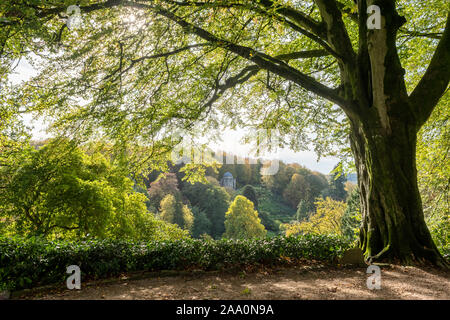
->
0 234 351 291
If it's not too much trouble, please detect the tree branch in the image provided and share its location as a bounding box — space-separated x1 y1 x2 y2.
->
103 43 211 81
399 30 443 40
166 0 326 38
200 65 261 117
409 13 450 128
313 0 356 64
165 0 341 59
275 49 330 61
257 0 326 38
121 1 348 108
4 0 349 109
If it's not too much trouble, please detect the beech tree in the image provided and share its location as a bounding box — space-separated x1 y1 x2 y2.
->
1 0 449 265
147 172 181 208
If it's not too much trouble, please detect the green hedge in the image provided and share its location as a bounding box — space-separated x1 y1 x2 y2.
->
0 235 351 291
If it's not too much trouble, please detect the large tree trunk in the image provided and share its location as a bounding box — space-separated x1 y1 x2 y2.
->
349 117 447 267
331 1 450 267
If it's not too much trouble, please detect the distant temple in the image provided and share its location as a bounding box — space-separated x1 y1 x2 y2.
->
220 172 236 189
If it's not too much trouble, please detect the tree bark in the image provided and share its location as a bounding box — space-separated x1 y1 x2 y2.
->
335 2 450 268
349 117 447 267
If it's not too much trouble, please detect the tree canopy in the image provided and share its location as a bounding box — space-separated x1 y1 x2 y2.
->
0 138 188 240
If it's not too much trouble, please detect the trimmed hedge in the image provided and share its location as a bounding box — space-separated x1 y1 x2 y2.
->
0 235 351 291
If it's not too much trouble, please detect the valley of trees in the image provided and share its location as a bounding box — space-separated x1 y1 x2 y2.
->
0 134 363 242
1 136 446 266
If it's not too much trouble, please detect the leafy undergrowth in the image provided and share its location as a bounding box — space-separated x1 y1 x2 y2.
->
0 235 350 291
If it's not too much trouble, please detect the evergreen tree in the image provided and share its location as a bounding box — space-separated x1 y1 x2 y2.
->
242 185 258 210
327 164 348 202
191 206 212 239
258 210 279 233
159 194 193 232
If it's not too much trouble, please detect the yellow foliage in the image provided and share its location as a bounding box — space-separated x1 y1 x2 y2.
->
283 197 347 236
224 195 267 239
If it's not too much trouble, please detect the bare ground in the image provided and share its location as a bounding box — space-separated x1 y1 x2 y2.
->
16 263 450 300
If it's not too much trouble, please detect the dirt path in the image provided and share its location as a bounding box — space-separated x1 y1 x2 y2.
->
17 264 450 300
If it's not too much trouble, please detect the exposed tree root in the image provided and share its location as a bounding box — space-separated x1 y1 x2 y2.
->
364 244 449 269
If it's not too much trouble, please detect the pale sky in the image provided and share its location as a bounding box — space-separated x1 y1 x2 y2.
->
10 59 340 174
